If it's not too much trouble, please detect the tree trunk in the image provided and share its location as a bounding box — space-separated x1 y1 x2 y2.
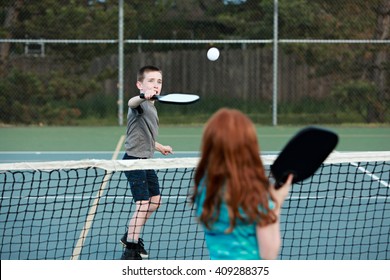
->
0 0 23 77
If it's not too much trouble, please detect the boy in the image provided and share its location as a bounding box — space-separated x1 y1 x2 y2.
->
121 65 173 260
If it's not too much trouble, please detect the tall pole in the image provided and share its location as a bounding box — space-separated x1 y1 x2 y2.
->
118 0 124 126
272 0 279 126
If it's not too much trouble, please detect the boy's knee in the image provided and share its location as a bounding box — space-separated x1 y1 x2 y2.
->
149 200 161 212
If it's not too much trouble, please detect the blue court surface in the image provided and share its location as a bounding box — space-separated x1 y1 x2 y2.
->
0 151 389 260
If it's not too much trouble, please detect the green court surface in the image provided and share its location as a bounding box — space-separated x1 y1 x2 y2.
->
1 125 389 152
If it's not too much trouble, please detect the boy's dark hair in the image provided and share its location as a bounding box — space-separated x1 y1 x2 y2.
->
137 65 162 82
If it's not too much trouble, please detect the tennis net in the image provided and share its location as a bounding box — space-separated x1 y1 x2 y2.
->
0 152 389 260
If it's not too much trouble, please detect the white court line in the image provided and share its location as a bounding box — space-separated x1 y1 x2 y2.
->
350 161 389 188
331 151 389 188
70 135 125 260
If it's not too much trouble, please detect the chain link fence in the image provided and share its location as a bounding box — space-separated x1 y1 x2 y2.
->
1 0 389 125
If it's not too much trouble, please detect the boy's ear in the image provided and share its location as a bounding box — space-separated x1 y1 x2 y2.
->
136 81 142 90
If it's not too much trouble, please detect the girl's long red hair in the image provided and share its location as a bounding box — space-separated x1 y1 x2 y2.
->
192 108 276 232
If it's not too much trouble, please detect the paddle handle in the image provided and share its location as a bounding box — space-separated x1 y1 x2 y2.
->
139 93 158 100
275 180 283 189
273 171 296 189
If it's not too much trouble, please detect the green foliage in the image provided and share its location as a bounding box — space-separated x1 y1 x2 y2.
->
7 0 137 58
2 1 385 45
1 0 388 125
16 0 119 38
332 80 387 123
77 93 117 119
0 69 106 125
276 0 384 79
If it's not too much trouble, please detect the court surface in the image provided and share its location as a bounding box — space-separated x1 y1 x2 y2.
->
1 125 389 260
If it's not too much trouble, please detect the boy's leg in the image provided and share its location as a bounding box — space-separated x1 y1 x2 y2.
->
145 194 161 219
121 162 161 259
120 200 150 260
122 195 160 259
126 195 161 242
130 168 161 235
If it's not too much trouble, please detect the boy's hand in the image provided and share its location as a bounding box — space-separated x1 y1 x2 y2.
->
143 89 158 100
160 145 173 156
155 142 173 156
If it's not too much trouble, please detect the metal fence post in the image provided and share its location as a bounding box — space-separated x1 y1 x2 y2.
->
272 0 279 126
118 0 124 126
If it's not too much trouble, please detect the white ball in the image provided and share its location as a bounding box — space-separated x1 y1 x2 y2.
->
207 47 220 61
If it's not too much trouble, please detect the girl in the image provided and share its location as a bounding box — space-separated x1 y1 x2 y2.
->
192 108 293 260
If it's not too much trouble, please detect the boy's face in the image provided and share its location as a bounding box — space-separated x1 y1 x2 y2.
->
137 71 163 95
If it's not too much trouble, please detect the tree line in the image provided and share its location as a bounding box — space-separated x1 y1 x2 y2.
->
0 0 389 124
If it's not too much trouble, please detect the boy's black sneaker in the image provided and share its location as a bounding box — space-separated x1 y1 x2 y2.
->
120 242 142 260
120 232 148 258
136 238 148 259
